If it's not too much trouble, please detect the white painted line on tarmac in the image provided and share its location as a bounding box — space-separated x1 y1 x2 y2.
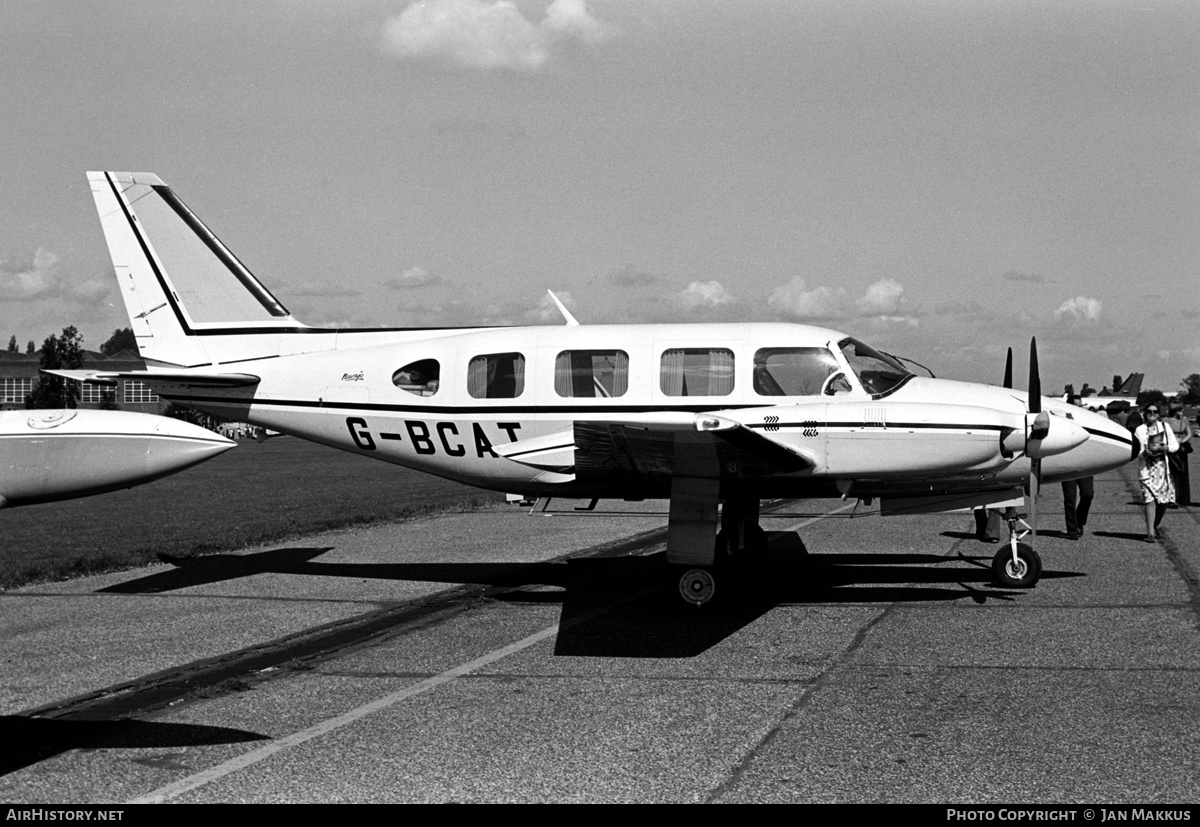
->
777 501 859 533
129 622 561 804
131 505 850 803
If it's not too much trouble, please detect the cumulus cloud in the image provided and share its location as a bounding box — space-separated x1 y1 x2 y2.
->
381 0 613 72
1053 296 1102 323
680 280 733 309
383 267 442 290
0 247 60 301
767 277 847 321
543 0 609 42
856 278 906 316
69 277 113 303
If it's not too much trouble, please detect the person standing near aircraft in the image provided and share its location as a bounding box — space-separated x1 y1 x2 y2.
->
1135 405 1179 542
1061 395 1094 540
1164 401 1193 505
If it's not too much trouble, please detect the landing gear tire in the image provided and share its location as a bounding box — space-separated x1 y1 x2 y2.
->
991 543 1042 588
677 567 717 608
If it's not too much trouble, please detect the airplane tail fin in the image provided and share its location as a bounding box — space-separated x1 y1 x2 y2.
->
1119 373 1144 397
87 171 308 366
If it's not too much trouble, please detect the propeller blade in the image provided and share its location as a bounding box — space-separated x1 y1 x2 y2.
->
1028 337 1041 414
1003 347 1013 389
1027 337 1042 548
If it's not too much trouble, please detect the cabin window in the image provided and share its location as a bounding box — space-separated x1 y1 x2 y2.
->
392 359 440 396
554 350 629 398
753 347 842 396
467 352 525 399
660 348 735 397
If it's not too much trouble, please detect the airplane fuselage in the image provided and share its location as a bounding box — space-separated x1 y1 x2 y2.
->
143 322 1137 500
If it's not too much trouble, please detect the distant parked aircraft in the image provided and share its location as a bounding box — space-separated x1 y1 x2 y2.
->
0 409 234 508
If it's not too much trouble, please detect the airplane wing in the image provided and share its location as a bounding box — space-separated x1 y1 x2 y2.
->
45 369 261 389
496 413 815 481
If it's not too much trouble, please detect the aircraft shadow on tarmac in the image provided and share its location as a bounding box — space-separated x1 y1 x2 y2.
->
96 534 1080 658
0 716 268 777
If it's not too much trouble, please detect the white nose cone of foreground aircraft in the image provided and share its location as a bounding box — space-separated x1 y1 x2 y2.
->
0 409 235 508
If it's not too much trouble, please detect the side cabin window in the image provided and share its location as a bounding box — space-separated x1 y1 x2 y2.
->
468 352 525 399
555 350 629 398
660 348 735 397
753 347 841 396
392 359 440 396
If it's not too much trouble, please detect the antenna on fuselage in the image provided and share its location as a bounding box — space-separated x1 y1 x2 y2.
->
547 290 580 327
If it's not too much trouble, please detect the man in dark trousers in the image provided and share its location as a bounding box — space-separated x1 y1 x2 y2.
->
1061 394 1094 539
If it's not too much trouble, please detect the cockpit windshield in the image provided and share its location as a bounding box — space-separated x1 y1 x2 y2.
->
838 338 914 397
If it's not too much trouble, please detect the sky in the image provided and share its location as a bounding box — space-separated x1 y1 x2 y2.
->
0 0 1197 394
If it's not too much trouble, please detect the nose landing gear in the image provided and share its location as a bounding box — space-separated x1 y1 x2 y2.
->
991 509 1042 588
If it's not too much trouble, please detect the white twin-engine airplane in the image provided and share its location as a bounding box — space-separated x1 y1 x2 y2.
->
56 171 1138 606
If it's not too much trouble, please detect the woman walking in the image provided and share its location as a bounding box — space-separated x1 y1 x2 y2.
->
1135 405 1179 541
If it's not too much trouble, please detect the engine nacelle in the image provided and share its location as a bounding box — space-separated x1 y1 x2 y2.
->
1003 411 1089 459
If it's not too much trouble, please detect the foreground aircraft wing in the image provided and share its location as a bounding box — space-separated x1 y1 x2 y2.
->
496 413 814 481
0 409 235 508
45 369 261 389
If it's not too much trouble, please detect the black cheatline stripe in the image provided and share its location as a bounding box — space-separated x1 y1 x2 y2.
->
158 394 762 416
163 393 1013 434
748 421 1006 432
503 443 576 459
1083 426 1134 447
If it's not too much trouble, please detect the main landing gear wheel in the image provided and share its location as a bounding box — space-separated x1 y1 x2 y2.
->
678 567 717 608
991 543 1042 588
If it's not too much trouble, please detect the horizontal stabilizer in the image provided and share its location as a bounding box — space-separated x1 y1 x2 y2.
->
45 369 261 388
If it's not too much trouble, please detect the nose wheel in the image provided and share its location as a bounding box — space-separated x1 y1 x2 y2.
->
677 567 717 607
991 542 1041 588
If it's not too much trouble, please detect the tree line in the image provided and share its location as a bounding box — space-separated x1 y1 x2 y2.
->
12 327 137 409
